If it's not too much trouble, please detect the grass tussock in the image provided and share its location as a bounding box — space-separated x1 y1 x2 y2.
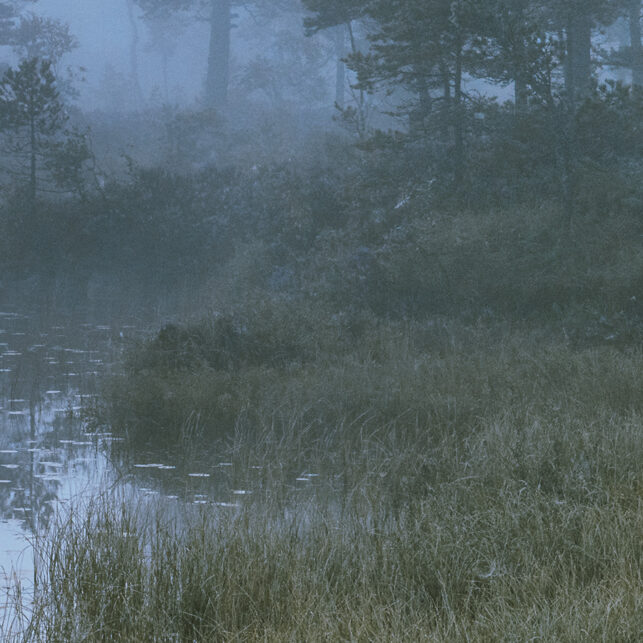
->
105 314 642 450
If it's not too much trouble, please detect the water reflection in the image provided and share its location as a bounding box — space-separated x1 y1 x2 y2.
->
0 309 132 610
0 309 327 624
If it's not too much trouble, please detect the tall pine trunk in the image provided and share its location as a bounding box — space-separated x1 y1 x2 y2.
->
205 0 231 110
347 21 367 138
514 74 527 112
453 38 464 185
629 0 642 87
126 0 144 108
565 10 592 104
513 0 528 112
29 113 36 210
335 25 346 108
560 8 592 231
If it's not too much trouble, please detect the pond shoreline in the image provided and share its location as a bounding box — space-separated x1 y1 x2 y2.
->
1 305 638 641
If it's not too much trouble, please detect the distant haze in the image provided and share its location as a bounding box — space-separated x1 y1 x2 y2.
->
37 0 209 109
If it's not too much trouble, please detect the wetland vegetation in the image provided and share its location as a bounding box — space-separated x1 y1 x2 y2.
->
13 328 643 641
5 200 641 640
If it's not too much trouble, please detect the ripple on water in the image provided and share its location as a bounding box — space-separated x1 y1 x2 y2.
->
134 463 176 471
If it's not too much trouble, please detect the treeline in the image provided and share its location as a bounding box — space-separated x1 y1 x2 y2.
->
0 1 641 319
302 0 643 218
0 90 641 319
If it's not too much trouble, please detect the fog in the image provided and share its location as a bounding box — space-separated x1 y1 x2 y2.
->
30 0 342 113
37 0 211 108
19 1 637 112
0 1 641 639
0 1 638 307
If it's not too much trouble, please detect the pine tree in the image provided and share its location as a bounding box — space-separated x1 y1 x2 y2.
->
302 0 371 132
627 0 642 86
0 58 85 206
342 0 483 181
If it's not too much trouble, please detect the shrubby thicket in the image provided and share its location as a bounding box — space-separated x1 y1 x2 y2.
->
0 1 641 438
0 1 641 322
1 82 641 320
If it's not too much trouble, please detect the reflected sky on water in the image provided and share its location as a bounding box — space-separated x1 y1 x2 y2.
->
0 310 127 622
0 309 327 625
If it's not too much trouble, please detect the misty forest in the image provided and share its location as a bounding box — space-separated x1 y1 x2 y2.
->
0 0 641 640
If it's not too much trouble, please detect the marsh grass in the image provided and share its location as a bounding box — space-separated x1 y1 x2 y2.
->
10 325 643 641
8 201 642 640
105 316 642 450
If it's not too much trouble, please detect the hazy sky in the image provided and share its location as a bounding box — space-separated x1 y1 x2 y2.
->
35 0 208 109
40 0 132 63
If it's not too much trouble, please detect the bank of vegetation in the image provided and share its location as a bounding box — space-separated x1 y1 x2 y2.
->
8 173 641 640
13 331 643 640
2 78 641 643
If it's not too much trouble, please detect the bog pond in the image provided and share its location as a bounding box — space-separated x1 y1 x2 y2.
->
0 310 323 625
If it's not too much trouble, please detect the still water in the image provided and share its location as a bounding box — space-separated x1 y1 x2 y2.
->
0 309 322 624
0 310 127 619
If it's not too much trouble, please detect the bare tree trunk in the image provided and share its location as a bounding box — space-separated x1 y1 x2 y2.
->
514 74 528 112
565 10 592 104
629 0 642 87
126 0 144 107
410 74 431 134
335 25 346 108
513 0 528 112
29 113 36 209
347 21 367 137
205 0 231 110
438 58 451 144
561 117 577 232
559 8 592 231
440 59 451 104
162 49 169 103
453 38 464 185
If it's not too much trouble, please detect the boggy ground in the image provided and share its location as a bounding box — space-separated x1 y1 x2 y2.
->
10 202 643 642
19 334 643 641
